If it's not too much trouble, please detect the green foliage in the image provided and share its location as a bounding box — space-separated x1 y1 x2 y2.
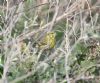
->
0 0 100 83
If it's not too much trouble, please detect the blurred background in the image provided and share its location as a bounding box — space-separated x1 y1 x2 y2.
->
0 0 100 83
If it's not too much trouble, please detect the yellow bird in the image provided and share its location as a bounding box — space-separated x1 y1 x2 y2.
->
37 32 56 49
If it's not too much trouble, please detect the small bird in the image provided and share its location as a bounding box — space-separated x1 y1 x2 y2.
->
18 41 29 54
37 32 56 49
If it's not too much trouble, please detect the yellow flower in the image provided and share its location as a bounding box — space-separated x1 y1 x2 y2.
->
37 32 56 49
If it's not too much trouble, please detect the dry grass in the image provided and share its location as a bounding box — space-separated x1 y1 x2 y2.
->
0 0 100 83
